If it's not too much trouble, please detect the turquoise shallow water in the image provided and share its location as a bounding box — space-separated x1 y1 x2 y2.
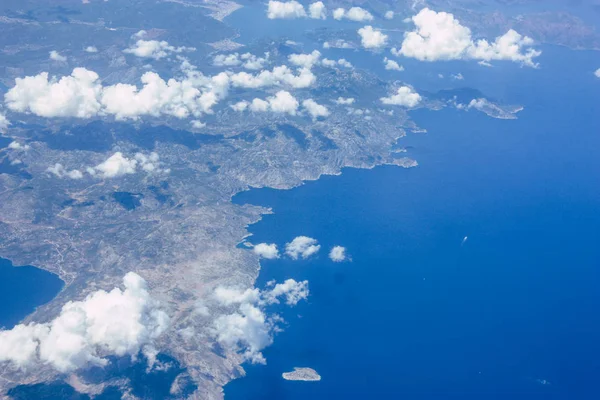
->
226 46 600 399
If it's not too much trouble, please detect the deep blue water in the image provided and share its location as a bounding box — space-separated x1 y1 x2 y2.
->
226 46 600 399
0 257 63 330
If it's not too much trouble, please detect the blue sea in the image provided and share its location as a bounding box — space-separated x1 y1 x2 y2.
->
226 46 600 399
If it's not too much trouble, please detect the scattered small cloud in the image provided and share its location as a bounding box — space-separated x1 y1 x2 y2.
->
358 25 388 49
302 99 330 120
329 246 347 262
333 7 373 22
384 57 404 71
452 72 464 80
84 46 98 53
334 97 355 105
308 1 326 20
595 68 600 78
8 141 29 151
47 163 84 179
124 38 195 60
253 243 280 259
49 50 67 62
384 11 394 20
380 86 422 107
285 236 320 259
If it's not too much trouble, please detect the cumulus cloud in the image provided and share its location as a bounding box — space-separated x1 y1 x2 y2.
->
8 141 29 151
264 279 309 306
452 72 464 80
288 50 321 69
47 163 84 179
398 8 541 67
212 279 308 363
380 86 422 107
213 53 241 67
234 90 299 115
253 243 280 259
309 1 326 19
358 26 388 49
334 97 355 105
267 0 306 19
5 68 103 118
302 99 330 120
5 67 229 121
49 51 67 62
285 236 320 259
124 39 195 60
385 11 395 20
595 68 600 78
0 273 168 372
229 65 316 89
213 52 270 69
240 52 270 70
329 246 347 262
321 58 353 68
84 46 98 53
89 152 165 179
384 57 404 71
333 7 373 22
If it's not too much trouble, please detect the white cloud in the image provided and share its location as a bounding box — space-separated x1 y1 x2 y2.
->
385 11 394 20
380 86 422 107
308 1 326 20
230 101 249 112
321 58 353 68
267 0 306 19
47 163 84 179
0 112 9 132
384 57 404 71
302 99 329 120
240 52 270 70
124 40 195 60
334 97 355 105
90 152 165 179
358 26 388 49
213 52 269 69
285 236 320 259
264 279 309 306
229 65 316 89
323 39 353 49
398 8 541 67
0 272 169 372
214 286 261 306
213 53 241 67
93 152 138 178
594 68 600 78
329 246 347 262
253 243 280 259
333 7 373 22
267 90 299 114
5 68 103 118
213 303 272 364
84 46 98 53
452 72 464 80
8 141 29 151
49 51 67 62
288 50 321 69
212 279 308 363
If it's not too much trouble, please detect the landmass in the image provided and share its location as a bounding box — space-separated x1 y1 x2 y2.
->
282 368 321 382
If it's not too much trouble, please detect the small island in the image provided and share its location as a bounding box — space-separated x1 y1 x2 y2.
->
282 367 321 382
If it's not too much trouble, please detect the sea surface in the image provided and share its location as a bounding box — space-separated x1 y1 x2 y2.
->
226 46 600 399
